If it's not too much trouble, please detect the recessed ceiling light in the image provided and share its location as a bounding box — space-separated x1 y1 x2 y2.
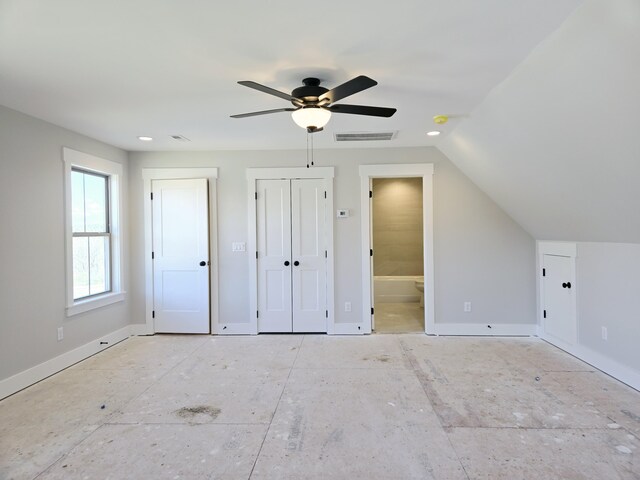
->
138 136 153 141
427 131 441 136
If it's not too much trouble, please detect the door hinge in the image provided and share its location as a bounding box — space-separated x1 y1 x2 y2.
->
324 191 327 199
256 251 258 259
150 192 153 200
257 310 259 318
370 249 373 257
255 192 258 200
325 250 327 258
152 310 155 319
543 310 546 319
151 251 154 260
369 190 373 199
542 268 546 277
325 310 328 318
371 307 375 315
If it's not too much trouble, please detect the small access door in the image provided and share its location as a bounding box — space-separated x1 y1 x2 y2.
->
152 178 210 333
542 254 576 346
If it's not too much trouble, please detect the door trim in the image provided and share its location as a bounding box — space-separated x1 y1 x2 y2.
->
537 241 577 350
359 164 435 334
247 167 335 335
142 168 219 335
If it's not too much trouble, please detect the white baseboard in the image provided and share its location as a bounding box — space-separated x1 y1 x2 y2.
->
330 322 370 335
0 326 131 400
129 323 153 336
215 323 256 335
540 334 640 392
431 323 536 336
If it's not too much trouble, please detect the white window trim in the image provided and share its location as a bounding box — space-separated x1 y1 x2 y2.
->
63 148 125 316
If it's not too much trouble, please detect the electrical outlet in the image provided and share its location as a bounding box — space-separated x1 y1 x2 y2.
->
344 302 352 312
464 301 472 313
57 327 64 341
601 326 608 341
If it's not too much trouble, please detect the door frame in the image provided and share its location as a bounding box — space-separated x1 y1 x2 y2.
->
247 167 335 334
537 241 577 350
359 164 435 334
140 168 219 335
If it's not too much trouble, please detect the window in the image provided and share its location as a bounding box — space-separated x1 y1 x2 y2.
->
64 148 124 316
71 169 111 299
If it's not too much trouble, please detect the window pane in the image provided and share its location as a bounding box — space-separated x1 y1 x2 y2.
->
71 170 85 233
84 173 107 232
73 236 89 299
89 236 110 296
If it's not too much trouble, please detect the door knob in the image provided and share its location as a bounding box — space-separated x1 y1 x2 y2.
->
562 282 572 289
293 260 300 266
284 261 290 266
199 261 207 266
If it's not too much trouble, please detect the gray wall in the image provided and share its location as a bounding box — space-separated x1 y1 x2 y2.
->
439 0 640 243
576 242 640 372
0 105 129 381
372 178 423 277
128 147 535 327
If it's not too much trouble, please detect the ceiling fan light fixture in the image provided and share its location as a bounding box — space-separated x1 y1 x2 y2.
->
291 107 331 130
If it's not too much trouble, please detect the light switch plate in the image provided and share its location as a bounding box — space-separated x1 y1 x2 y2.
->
232 242 246 252
336 209 350 218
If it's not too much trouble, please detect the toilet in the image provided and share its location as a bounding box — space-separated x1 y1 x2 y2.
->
414 277 424 307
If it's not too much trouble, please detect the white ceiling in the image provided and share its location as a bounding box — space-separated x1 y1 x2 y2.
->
0 0 582 151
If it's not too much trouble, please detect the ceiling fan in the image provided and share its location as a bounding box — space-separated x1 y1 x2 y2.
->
231 75 396 133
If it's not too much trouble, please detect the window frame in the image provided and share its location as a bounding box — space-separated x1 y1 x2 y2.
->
63 148 125 316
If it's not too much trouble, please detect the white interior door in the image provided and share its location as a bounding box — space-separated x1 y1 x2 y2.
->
256 178 327 333
257 179 293 332
542 254 576 345
291 179 327 332
152 178 210 333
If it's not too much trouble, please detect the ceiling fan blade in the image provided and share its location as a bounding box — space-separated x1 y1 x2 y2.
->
319 76 377 103
238 81 296 102
328 104 396 117
230 107 297 118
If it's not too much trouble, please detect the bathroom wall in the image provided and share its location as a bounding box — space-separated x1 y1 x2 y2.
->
372 178 424 276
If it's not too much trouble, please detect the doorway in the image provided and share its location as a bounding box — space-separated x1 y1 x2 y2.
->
141 168 219 335
151 178 210 333
359 164 434 334
247 167 336 334
371 177 424 333
540 247 577 349
256 178 327 332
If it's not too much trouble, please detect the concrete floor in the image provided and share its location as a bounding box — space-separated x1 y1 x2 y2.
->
1 335 639 479
375 302 424 333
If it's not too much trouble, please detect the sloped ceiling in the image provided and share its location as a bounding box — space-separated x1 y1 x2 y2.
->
439 0 640 243
0 0 581 151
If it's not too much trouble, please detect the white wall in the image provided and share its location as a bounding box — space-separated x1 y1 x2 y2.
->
439 0 640 243
576 242 640 376
128 147 535 330
0 105 129 382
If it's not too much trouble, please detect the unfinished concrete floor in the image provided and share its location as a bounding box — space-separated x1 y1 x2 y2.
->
1 334 639 479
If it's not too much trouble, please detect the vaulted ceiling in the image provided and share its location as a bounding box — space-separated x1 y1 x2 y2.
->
0 0 582 151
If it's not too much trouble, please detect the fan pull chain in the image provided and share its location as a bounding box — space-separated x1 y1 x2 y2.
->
311 132 314 166
306 132 310 168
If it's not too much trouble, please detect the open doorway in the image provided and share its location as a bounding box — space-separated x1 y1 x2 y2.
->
359 163 434 335
371 178 424 333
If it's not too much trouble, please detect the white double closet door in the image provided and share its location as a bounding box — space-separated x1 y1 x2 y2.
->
257 178 327 333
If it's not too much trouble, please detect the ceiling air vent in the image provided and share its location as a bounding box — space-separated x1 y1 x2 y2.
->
334 131 397 142
170 135 191 142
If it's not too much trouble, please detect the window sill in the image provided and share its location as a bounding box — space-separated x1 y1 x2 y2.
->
66 291 126 317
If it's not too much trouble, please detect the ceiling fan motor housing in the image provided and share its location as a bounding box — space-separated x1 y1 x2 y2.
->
291 78 328 105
